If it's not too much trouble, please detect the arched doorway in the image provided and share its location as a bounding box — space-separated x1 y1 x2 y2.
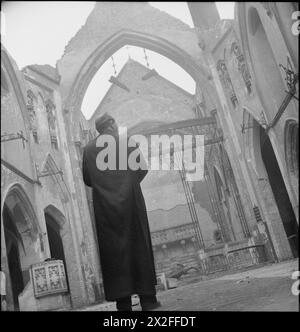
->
2 186 39 311
240 5 297 122
238 3 298 224
3 204 24 311
61 29 216 131
45 213 66 262
44 210 70 290
260 127 299 258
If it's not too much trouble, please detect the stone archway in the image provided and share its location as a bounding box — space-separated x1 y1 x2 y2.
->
260 126 299 258
2 184 39 311
57 3 219 126
3 205 24 311
237 3 298 120
44 205 71 291
61 30 212 113
242 110 297 260
237 3 298 219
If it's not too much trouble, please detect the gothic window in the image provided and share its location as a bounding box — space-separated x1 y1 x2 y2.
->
231 41 252 94
217 60 238 108
26 90 39 142
285 121 299 178
45 99 58 149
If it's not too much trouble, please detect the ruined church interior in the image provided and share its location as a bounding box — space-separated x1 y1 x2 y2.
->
1 2 298 311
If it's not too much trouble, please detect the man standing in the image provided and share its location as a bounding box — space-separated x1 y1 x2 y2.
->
82 113 161 311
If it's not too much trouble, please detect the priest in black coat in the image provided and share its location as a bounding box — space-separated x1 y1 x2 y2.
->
82 113 160 311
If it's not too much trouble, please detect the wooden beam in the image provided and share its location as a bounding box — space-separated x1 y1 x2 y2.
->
135 117 217 136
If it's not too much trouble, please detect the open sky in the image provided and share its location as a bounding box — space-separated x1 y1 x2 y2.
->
1 2 235 119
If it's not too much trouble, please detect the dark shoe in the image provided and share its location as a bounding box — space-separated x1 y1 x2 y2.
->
139 294 161 311
116 296 132 311
141 301 161 311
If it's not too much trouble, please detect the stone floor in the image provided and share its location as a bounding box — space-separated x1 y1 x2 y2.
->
75 259 299 311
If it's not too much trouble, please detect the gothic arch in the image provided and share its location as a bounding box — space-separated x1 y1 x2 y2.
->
242 108 267 178
237 3 298 125
1 46 31 135
2 183 40 236
44 204 66 230
62 29 216 120
1 183 41 310
242 108 298 258
41 153 70 203
37 91 46 104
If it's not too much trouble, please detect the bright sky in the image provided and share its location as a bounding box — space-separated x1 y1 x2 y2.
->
1 2 235 119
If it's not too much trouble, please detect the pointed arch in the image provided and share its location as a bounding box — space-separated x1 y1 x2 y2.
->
44 204 66 229
63 29 216 115
2 183 40 238
41 153 70 203
1 46 29 129
37 91 46 105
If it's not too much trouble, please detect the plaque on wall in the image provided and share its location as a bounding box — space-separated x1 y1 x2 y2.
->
31 259 68 298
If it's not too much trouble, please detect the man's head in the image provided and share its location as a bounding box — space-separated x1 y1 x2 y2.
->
95 113 118 135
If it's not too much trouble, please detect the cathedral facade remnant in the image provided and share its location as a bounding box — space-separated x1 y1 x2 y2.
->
1 2 298 311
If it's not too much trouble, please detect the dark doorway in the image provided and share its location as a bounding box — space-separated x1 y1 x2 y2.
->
260 127 299 258
45 213 65 262
44 212 70 289
3 204 25 311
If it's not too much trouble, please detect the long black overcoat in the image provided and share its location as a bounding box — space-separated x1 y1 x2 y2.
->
82 133 157 301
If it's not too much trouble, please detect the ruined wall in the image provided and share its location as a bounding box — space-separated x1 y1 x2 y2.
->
88 59 195 129
237 2 298 216
1 45 102 310
189 2 298 260
1 49 45 310
57 2 207 107
2 2 297 312
235 2 298 260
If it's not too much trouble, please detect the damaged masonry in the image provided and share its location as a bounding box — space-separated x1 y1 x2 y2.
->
1 2 298 312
